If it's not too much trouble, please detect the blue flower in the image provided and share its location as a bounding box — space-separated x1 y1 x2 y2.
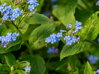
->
88 55 99 64
64 35 79 45
0 4 22 20
27 0 39 11
73 21 82 33
0 32 19 47
24 66 31 73
56 32 62 38
45 34 60 44
47 47 59 54
66 24 72 28
0 3 6 12
10 8 22 20
96 69 99 73
60 30 66 33
28 5 35 11
52 5 58 9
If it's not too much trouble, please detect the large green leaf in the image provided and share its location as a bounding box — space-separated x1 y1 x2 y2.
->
52 0 77 25
80 11 99 40
84 62 96 74
20 54 46 74
30 55 46 74
23 13 51 25
0 64 10 74
4 53 16 67
29 24 56 49
60 41 90 60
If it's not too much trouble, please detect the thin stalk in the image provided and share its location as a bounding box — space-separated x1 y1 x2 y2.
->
11 21 33 55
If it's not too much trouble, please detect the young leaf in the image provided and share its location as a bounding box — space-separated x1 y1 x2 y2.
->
23 13 51 25
52 0 77 25
4 53 16 67
29 24 56 50
80 11 99 40
21 54 46 74
60 41 90 60
84 62 96 74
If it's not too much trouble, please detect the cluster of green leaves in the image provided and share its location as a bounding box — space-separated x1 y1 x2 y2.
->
0 0 99 74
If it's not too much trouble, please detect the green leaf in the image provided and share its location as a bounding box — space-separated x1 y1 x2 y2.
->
52 0 77 25
0 0 13 5
4 53 16 67
21 54 46 74
30 55 46 74
23 13 51 25
80 11 99 40
60 41 90 60
29 24 56 50
10 70 27 74
0 64 10 74
84 62 96 74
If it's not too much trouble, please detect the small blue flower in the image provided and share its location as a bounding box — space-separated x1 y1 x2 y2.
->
27 0 39 11
28 5 35 11
0 32 19 47
60 30 66 33
52 5 58 9
88 55 99 64
76 21 82 29
56 32 62 38
64 35 79 45
10 8 22 20
47 47 59 54
2 14 9 20
45 34 60 44
24 66 31 73
0 3 6 12
67 24 72 28
73 21 82 33
96 69 99 73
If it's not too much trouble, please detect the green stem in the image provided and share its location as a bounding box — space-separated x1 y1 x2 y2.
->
11 21 22 35
11 21 33 55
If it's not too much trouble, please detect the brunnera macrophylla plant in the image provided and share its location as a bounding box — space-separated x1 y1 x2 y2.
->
0 0 99 74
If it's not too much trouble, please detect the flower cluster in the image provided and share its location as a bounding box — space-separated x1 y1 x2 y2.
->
63 21 82 45
0 3 22 20
45 21 82 45
45 30 66 44
24 66 31 73
64 36 80 45
0 32 19 47
47 47 59 54
27 0 39 11
73 21 82 33
88 55 99 64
